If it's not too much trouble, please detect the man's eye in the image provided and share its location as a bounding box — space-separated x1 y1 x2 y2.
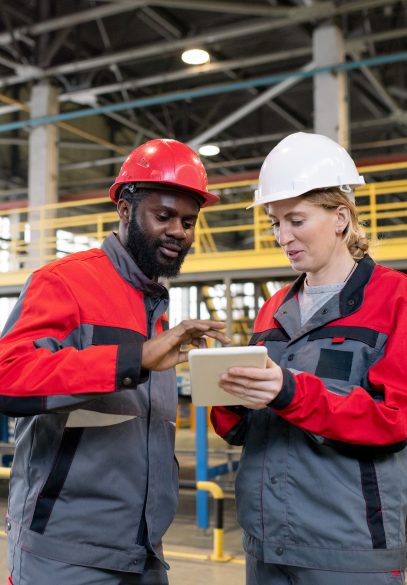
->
183 221 195 229
156 215 169 222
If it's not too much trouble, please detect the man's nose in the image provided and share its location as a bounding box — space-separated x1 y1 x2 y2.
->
166 218 186 239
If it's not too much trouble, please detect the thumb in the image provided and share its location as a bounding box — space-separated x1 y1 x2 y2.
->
177 350 189 365
266 356 278 369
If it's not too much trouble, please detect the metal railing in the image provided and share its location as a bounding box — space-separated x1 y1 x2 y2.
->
180 479 233 562
0 163 406 287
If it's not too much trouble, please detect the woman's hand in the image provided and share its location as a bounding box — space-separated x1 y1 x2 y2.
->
219 357 283 409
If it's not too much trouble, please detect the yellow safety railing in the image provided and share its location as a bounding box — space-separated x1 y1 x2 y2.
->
0 165 406 287
196 480 232 562
177 479 233 562
0 467 10 479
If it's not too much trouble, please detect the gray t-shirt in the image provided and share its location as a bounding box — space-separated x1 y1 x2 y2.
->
298 280 345 326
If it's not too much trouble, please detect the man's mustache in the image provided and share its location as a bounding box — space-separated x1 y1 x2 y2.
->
156 238 189 255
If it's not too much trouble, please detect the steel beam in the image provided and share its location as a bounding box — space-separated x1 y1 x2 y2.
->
0 2 146 47
2 52 406 135
188 62 314 148
0 1 405 89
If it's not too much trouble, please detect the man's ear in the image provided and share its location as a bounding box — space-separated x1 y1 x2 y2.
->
117 198 131 224
335 205 351 234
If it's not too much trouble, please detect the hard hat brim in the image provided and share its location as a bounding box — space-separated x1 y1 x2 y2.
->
247 178 365 209
109 180 219 207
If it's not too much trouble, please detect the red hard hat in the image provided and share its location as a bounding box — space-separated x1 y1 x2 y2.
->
109 139 219 207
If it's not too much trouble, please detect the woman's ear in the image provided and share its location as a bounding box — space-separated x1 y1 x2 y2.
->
335 205 350 235
117 198 131 224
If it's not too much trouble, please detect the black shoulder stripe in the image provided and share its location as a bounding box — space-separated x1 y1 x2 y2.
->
308 326 379 348
0 396 45 416
250 329 289 345
92 325 146 345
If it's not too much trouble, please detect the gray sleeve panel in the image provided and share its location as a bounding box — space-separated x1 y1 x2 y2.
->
1 275 32 337
0 321 149 415
33 323 93 353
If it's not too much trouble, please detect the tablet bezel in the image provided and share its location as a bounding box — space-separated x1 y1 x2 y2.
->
188 345 267 406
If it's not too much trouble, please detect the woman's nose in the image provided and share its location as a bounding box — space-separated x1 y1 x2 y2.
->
276 224 293 246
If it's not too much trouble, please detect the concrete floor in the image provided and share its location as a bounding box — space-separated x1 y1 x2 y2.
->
0 429 246 584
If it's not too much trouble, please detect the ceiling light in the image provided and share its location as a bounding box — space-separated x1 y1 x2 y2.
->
198 144 220 157
181 49 210 65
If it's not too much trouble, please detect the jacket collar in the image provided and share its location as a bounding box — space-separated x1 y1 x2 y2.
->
339 254 375 316
274 255 376 340
102 232 168 298
281 254 375 309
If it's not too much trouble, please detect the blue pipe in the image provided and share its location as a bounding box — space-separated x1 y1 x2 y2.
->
1 51 407 133
196 406 209 529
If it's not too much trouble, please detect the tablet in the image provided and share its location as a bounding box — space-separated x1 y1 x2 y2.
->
188 345 267 406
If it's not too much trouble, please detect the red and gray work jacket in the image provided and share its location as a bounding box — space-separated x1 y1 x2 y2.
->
212 256 407 572
0 232 178 574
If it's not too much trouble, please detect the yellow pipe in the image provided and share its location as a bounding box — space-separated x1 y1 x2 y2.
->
196 480 224 499
196 481 233 561
212 528 228 561
0 467 10 479
164 549 245 565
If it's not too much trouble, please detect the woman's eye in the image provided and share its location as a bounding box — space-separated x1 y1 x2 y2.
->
291 220 303 226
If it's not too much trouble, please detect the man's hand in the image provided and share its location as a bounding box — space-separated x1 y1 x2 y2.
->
142 319 231 371
218 357 283 409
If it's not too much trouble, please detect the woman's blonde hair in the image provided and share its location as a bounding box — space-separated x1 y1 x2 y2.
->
304 187 369 260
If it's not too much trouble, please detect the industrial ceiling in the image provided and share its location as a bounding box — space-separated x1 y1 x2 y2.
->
0 0 406 205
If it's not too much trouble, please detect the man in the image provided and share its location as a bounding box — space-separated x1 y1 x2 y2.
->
0 139 229 585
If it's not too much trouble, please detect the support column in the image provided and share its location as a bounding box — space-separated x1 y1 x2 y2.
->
196 285 202 319
224 277 233 342
9 212 23 271
254 282 262 314
28 81 59 268
313 24 349 148
181 286 190 319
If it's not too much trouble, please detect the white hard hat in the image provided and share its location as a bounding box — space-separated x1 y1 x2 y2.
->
249 132 365 208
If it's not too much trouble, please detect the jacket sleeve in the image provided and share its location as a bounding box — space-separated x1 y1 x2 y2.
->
0 269 147 416
271 292 407 450
210 406 250 445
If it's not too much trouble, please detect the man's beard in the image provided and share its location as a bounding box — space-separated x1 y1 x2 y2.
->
126 212 190 279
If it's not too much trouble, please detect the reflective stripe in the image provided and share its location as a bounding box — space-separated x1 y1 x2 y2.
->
65 409 137 427
359 459 387 549
30 428 83 534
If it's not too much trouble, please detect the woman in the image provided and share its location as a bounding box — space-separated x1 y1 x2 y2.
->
211 132 407 585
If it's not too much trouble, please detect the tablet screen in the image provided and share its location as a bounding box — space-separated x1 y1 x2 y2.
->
188 346 267 406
